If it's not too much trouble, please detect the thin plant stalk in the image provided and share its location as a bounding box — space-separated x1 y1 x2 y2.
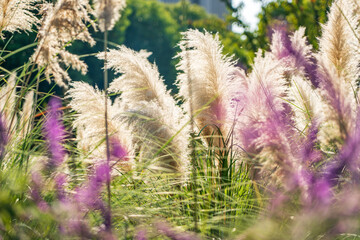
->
185 48 199 232
103 19 112 231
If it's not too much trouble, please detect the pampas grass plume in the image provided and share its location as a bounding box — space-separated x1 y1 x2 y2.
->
176 29 236 138
0 0 40 38
32 0 95 87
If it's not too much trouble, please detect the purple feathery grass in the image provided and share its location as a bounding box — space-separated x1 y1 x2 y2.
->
54 173 67 202
30 172 49 211
0 114 8 159
300 122 322 165
155 221 201 240
43 97 66 169
322 110 360 186
271 28 318 87
135 229 148 240
75 162 111 229
110 136 127 160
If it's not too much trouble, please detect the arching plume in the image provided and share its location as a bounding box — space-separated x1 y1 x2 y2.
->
0 0 40 38
98 46 189 174
32 0 95 88
67 82 132 169
176 29 237 139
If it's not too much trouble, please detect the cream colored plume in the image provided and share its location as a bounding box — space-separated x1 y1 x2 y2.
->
176 29 236 138
67 81 133 168
19 90 34 140
32 0 95 88
98 46 190 174
0 0 40 38
0 73 17 133
94 0 126 32
288 76 323 132
316 0 360 143
318 0 360 85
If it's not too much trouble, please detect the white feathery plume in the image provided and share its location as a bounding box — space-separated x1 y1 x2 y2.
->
318 0 360 85
119 101 189 174
0 73 17 133
98 46 190 174
176 29 237 138
67 81 133 169
93 0 126 32
315 0 360 143
288 76 323 132
32 0 95 88
0 0 40 38
19 90 34 140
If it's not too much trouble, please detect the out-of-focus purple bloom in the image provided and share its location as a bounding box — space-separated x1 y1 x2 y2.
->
0 114 8 159
30 172 49 211
156 221 201 240
75 162 110 211
311 179 333 206
110 137 127 160
75 162 111 230
300 122 322 165
271 28 318 87
55 173 67 202
135 229 148 240
322 110 360 186
43 97 66 169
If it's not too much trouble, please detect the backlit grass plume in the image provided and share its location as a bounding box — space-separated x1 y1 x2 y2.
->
0 73 16 133
0 0 40 38
32 0 95 88
315 0 360 143
67 81 132 169
270 27 318 86
176 29 237 139
98 46 189 173
94 0 126 32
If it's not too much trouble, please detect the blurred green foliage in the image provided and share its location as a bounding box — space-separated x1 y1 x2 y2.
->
224 0 332 54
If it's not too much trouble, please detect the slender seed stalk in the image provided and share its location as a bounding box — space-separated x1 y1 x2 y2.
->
185 48 198 232
103 21 112 231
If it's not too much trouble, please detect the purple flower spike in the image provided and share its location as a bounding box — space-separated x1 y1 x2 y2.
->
30 172 49 211
0 114 8 159
55 173 67 202
135 229 148 240
110 137 127 160
43 97 66 169
75 162 110 211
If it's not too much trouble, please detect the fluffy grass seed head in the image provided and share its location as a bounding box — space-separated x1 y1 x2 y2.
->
98 47 190 174
32 0 95 88
0 0 40 38
67 81 133 170
318 0 360 85
93 0 126 32
176 29 237 139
